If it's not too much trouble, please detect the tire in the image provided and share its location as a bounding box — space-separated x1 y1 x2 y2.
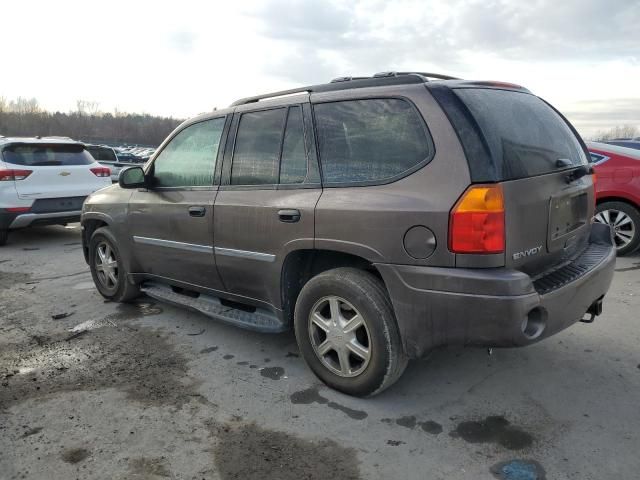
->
0 230 8 246
595 201 640 256
294 267 408 397
88 227 140 302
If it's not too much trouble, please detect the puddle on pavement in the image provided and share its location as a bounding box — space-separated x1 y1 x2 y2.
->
211 421 360 480
451 416 534 450
259 366 285 380
382 416 443 435
290 386 368 420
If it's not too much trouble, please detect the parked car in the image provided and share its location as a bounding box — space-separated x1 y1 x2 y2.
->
588 141 640 255
86 144 132 182
81 72 615 397
603 140 640 151
115 151 144 164
0 137 111 245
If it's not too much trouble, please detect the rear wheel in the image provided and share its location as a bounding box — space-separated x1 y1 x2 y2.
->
0 230 8 246
294 268 408 397
89 227 140 302
595 201 640 256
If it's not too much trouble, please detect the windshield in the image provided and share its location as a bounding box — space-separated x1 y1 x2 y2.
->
454 88 588 180
1 144 95 166
86 146 118 162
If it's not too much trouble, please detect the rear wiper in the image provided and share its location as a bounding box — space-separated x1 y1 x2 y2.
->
565 165 593 184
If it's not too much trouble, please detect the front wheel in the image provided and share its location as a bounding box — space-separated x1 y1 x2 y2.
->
89 227 140 302
294 268 408 397
595 201 640 256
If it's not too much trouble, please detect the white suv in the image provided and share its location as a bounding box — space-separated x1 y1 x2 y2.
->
0 137 111 245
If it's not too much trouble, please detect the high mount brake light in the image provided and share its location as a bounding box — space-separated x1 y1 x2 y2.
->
449 184 505 254
90 166 111 177
0 169 33 181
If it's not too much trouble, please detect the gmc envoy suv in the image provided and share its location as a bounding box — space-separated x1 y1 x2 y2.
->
81 72 616 397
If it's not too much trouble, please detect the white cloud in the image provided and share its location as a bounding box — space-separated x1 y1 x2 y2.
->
2 0 638 137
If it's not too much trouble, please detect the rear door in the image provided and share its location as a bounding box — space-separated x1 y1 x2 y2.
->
2 143 106 199
451 88 593 275
213 102 321 310
127 117 227 290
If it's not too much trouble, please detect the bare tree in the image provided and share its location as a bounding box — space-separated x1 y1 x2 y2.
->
594 125 640 141
0 96 181 145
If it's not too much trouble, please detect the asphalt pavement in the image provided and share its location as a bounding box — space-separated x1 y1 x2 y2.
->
1 225 638 479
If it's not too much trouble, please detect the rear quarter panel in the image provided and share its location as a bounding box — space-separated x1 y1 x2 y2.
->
312 84 470 267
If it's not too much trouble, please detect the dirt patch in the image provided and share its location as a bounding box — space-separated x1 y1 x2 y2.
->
0 321 192 410
61 448 90 464
0 271 32 289
129 457 172 478
211 422 360 480
451 416 534 450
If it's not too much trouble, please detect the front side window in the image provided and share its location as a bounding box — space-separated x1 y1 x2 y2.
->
314 98 433 184
153 117 225 187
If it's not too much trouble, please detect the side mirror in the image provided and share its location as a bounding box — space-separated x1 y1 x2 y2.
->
118 166 146 189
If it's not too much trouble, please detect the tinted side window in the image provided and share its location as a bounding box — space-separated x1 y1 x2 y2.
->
153 118 224 187
280 106 307 184
314 99 432 184
231 109 287 185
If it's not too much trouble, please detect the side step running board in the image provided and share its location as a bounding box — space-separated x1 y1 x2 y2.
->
140 282 287 333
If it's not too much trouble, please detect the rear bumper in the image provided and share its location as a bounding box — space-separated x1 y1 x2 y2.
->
376 223 616 358
2 210 82 229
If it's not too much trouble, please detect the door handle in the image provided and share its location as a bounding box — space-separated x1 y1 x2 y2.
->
188 206 206 217
278 209 301 223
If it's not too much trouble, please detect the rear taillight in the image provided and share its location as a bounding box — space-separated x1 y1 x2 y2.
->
90 166 111 177
449 184 505 254
6 207 31 213
0 169 33 181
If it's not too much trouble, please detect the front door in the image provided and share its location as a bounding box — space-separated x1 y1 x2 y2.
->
128 117 227 291
214 103 321 311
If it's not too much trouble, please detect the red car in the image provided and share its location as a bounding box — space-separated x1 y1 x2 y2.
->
588 141 640 255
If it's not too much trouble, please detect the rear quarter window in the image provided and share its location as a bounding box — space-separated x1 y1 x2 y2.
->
313 98 433 185
1 144 95 166
454 89 587 180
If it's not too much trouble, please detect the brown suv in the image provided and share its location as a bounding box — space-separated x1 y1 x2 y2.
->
81 72 616 397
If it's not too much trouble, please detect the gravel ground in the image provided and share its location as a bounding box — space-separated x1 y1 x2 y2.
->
1 225 639 479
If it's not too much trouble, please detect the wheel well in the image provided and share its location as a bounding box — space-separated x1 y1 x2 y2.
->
280 249 383 325
596 196 640 210
81 219 108 263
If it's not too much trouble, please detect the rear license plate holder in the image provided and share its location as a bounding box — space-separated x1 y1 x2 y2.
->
548 192 588 242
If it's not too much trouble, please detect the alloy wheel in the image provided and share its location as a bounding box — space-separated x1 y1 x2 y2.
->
308 295 371 378
95 241 119 290
594 209 636 250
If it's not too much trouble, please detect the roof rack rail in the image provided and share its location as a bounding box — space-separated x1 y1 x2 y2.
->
230 86 314 107
373 71 460 80
230 71 460 106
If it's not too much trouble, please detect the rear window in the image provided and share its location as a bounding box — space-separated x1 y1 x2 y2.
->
86 146 117 162
454 89 587 180
1 144 94 166
314 98 433 185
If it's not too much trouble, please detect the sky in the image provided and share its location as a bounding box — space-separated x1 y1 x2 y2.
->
1 0 639 138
